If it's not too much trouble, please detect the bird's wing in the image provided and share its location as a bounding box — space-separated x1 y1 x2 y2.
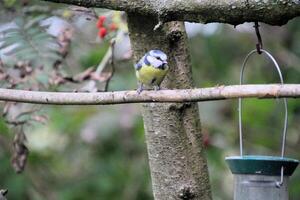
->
135 61 143 70
135 55 145 70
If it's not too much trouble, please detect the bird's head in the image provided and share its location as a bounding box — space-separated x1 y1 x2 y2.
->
145 50 168 69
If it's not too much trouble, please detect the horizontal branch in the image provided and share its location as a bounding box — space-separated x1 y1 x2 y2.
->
0 84 299 105
43 0 300 25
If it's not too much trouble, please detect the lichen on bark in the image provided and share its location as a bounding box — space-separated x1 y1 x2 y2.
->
127 13 212 200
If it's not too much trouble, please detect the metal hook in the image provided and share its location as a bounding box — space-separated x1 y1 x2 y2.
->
238 49 288 158
275 166 284 188
254 22 263 54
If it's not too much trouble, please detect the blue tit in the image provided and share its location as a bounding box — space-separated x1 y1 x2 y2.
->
135 49 168 94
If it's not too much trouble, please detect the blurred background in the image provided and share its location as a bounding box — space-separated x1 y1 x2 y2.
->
0 0 300 199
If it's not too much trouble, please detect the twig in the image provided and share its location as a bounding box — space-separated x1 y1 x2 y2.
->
14 106 42 119
80 42 113 92
104 39 116 91
4 120 28 126
0 84 299 105
82 31 120 92
95 47 112 75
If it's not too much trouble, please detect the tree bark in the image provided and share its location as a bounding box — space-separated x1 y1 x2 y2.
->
127 14 211 200
43 0 300 25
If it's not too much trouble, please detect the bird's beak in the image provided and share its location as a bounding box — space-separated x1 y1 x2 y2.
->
163 61 168 64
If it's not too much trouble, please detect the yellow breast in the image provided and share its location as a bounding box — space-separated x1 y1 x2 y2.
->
136 65 168 86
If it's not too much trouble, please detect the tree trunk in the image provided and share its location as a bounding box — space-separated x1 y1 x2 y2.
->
127 13 212 200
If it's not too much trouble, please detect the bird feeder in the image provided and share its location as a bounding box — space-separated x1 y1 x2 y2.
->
225 49 299 200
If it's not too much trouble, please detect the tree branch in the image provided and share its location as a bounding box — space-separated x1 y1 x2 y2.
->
43 0 300 25
0 84 299 105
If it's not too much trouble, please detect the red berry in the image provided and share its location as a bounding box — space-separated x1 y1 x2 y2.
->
98 27 107 38
99 15 106 21
109 23 118 31
96 15 106 28
96 21 103 28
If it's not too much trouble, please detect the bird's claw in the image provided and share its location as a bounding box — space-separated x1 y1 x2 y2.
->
137 88 142 94
154 85 160 91
137 84 144 94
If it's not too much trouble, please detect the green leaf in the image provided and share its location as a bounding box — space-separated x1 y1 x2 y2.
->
24 15 47 30
0 17 62 67
0 37 25 49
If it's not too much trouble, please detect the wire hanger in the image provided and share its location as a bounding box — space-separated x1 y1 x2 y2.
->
254 22 263 54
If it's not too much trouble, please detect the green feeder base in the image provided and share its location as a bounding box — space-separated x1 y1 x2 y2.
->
225 155 299 176
225 155 299 200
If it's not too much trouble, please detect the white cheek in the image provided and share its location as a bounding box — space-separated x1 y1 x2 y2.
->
153 60 163 68
147 56 163 68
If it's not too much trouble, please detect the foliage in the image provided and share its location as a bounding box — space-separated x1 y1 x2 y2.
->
0 16 61 68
